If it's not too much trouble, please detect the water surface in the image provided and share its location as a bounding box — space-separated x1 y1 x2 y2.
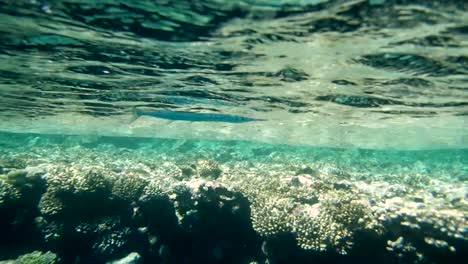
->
0 0 466 148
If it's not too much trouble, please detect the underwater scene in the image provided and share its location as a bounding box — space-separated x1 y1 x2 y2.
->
0 0 467 263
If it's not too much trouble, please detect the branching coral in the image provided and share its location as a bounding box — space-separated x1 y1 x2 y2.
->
229 167 376 255
293 191 374 254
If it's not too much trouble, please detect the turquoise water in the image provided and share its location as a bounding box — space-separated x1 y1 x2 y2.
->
1 131 466 182
0 0 467 263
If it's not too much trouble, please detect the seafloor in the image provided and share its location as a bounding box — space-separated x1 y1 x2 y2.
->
0 132 466 264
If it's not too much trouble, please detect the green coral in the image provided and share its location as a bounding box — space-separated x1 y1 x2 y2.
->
16 250 58 264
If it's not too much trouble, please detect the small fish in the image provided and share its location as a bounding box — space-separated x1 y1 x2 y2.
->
132 108 265 123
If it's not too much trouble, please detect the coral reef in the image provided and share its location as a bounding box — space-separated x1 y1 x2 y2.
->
0 137 466 264
228 169 378 258
15 251 57 264
377 196 468 263
0 251 58 264
0 177 21 207
38 164 114 217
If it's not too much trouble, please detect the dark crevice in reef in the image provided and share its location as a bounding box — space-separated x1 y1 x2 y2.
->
0 169 48 259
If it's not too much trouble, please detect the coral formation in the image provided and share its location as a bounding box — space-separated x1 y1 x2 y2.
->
39 164 113 217
293 191 375 253
15 251 57 264
0 137 466 263
377 196 468 263
111 171 149 202
0 177 21 207
230 168 377 255
0 251 58 264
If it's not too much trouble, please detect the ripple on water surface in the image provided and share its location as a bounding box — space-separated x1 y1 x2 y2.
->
0 0 467 149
